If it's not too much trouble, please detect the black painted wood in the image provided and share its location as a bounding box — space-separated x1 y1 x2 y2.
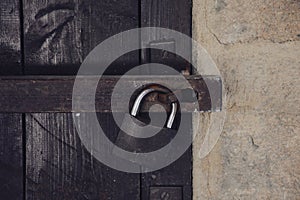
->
15 0 196 199
141 115 192 200
23 0 141 199
140 0 193 199
0 114 23 199
26 113 140 200
0 0 22 75
0 1 24 199
140 0 192 75
23 0 139 75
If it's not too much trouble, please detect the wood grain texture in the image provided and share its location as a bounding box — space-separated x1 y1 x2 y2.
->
23 0 141 199
0 75 221 113
0 1 24 199
140 1 193 199
140 0 192 74
22 0 196 199
26 113 140 200
141 114 193 200
23 0 139 75
0 0 22 75
0 114 23 199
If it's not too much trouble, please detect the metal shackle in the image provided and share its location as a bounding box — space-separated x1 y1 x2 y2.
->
130 87 178 129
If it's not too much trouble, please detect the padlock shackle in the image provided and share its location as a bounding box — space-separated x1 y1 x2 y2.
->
130 88 178 128
131 88 156 116
167 102 177 128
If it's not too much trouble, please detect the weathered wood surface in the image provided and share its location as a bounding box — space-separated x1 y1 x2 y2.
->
140 0 193 199
20 0 195 199
26 113 140 200
141 114 193 200
0 114 23 199
0 0 22 75
23 0 139 75
0 75 221 113
0 1 24 199
140 0 192 74
23 0 141 199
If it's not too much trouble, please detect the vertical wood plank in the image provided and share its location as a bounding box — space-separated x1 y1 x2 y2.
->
23 0 140 199
141 114 193 200
0 0 22 74
0 1 24 199
0 114 23 199
140 0 193 199
140 0 192 74
26 113 140 200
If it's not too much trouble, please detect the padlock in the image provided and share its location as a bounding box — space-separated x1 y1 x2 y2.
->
113 87 179 161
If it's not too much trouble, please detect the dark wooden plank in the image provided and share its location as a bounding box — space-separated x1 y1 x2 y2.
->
0 0 22 75
23 0 141 199
0 1 24 199
26 113 140 200
23 0 139 75
140 0 192 74
141 114 192 200
0 114 23 199
0 75 222 113
140 0 193 199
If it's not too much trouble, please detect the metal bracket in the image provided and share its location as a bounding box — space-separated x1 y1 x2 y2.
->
150 187 183 200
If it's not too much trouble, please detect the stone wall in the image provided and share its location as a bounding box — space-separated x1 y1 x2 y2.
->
192 0 300 199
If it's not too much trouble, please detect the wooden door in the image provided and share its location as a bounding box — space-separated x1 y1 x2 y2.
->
0 0 193 199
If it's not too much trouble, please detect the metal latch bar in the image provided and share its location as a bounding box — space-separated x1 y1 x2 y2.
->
0 75 221 113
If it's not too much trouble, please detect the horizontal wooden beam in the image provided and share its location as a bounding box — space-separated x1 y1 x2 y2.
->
0 75 221 113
